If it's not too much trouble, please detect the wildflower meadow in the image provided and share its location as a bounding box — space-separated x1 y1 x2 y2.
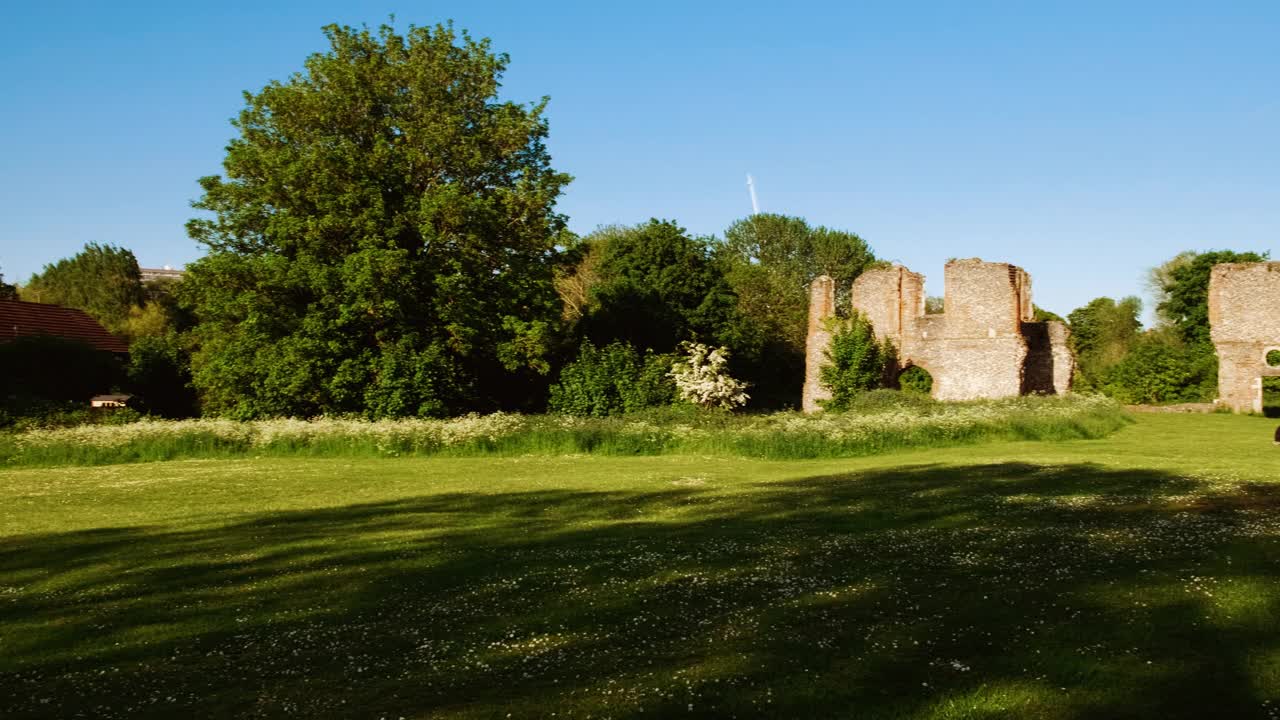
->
3 412 1280 718
0 393 1126 467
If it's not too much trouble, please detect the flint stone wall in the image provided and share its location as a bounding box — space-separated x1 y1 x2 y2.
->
802 276 837 412
1208 262 1280 413
802 259 1073 411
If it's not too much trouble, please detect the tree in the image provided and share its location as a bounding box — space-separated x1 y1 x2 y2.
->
819 312 894 410
1101 329 1215 404
0 265 16 301
126 334 199 418
1151 250 1268 347
22 243 144 335
715 213 877 408
182 22 571 418
717 214 877 353
1067 296 1143 390
576 220 736 354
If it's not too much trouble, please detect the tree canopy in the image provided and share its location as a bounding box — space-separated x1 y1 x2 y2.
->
1067 296 1144 392
22 243 145 335
181 22 571 418
717 214 877 352
575 219 736 354
1152 250 1268 347
0 265 16 301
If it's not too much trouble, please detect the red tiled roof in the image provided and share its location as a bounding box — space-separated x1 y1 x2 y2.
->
0 300 129 354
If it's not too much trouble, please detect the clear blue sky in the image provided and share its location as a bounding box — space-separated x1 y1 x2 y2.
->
2 1 1276 318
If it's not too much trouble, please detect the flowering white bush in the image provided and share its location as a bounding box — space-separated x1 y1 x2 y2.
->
668 342 750 410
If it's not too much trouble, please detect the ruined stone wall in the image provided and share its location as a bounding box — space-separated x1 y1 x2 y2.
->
802 276 837 413
805 258 1074 409
1208 262 1280 413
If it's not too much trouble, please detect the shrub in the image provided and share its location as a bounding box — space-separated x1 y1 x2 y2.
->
669 342 749 410
898 366 933 395
1101 333 1215 404
127 334 199 418
548 341 676 416
0 336 122 413
818 312 894 410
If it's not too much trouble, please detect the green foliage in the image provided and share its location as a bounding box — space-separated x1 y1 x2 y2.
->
126 334 199 418
715 214 877 408
1268 350 1280 368
0 394 1126 467
576 220 735 354
181 22 571 419
0 336 122 424
1033 305 1065 323
548 341 676 416
717 214 876 351
1101 330 1217 404
1152 250 1268 347
0 265 16 300
819 313 894 410
1067 296 1143 390
22 243 145 335
898 365 934 394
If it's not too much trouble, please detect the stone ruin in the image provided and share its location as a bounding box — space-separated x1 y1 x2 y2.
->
803 259 1074 412
1208 262 1280 413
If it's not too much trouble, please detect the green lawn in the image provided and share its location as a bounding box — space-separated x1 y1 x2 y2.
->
3 413 1280 718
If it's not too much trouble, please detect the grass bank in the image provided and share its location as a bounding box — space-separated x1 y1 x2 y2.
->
2 414 1280 718
0 393 1127 467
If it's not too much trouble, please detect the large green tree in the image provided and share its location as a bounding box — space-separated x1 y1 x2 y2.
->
575 219 736 354
1067 296 1143 390
715 213 877 408
22 243 144 334
182 23 571 418
717 214 877 351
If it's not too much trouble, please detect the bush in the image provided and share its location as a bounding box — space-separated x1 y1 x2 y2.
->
1101 333 1216 404
548 341 676 416
818 312 894 410
0 336 122 412
669 342 749 410
898 366 933 395
127 334 199 418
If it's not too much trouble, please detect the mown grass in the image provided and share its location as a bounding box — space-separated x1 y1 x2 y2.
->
2 413 1280 718
0 393 1127 467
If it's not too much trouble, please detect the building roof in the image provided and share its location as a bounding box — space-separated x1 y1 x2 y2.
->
0 300 129 354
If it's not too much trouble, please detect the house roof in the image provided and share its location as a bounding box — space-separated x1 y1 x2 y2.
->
0 300 129 354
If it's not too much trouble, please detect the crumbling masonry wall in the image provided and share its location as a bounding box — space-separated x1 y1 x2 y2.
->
1208 262 1280 413
802 259 1074 411
802 276 837 411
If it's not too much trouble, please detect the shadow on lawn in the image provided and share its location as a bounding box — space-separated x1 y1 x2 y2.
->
4 462 1280 718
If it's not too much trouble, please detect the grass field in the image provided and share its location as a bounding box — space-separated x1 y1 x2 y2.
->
3 413 1280 718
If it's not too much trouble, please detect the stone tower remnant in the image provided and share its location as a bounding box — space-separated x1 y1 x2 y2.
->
802 258 1073 412
1208 262 1280 413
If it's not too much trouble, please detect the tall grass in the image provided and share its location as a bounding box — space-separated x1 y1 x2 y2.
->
0 393 1129 467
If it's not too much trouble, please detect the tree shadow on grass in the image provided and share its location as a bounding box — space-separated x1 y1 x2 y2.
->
4 462 1280 718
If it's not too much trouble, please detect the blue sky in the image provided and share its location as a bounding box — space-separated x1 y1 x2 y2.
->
2 1 1276 318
